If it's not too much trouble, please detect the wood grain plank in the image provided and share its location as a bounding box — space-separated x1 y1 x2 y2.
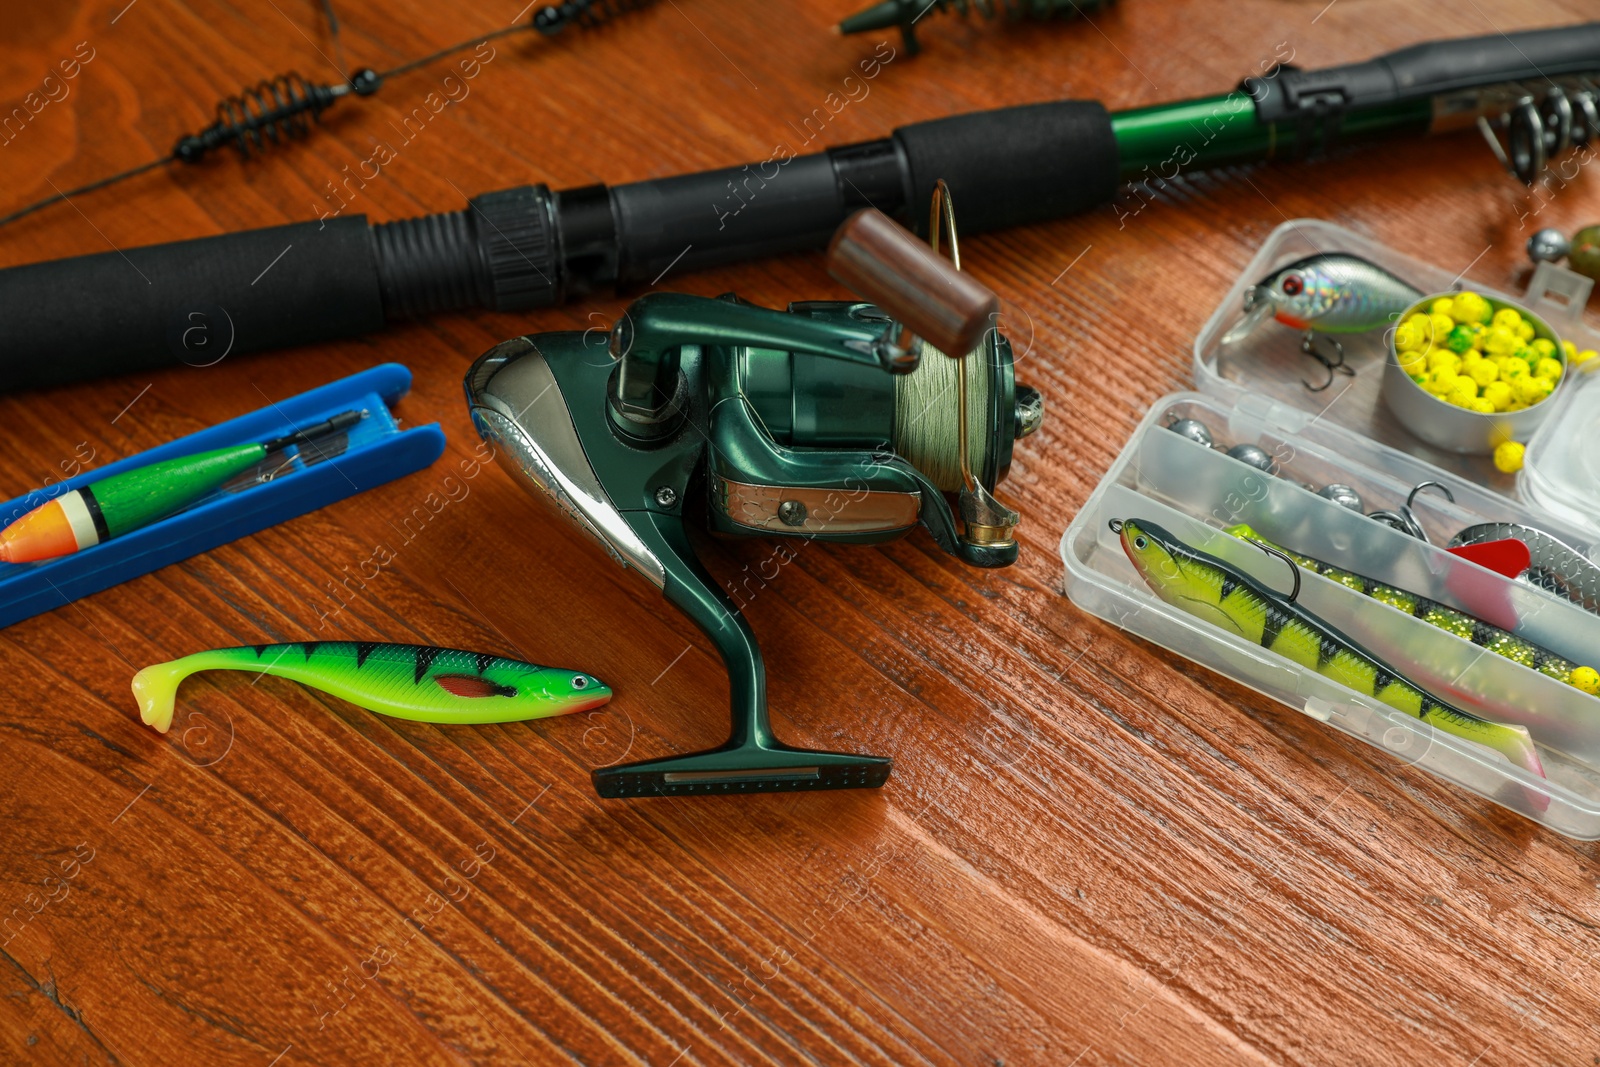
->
5 1 1600 1065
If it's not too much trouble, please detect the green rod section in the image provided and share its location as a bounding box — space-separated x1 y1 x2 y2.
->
1111 92 1436 178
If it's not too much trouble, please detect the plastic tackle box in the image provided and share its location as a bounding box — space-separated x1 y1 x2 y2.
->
1061 220 1600 836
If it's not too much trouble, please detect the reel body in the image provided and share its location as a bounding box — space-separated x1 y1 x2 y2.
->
709 298 1025 557
466 203 1039 799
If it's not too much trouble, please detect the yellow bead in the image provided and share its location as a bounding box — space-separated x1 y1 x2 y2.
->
1426 348 1461 372
1493 440 1525 473
1562 339 1578 358
1515 321 1536 342
1452 292 1492 324
1577 349 1599 365
1467 397 1495 414
1430 312 1455 339
1493 307 1523 330
1512 375 1546 405
1572 666 1600 695
1536 356 1563 382
1430 297 1454 316
1502 356 1531 379
1446 379 1480 407
1484 381 1513 410
1531 338 1556 358
1428 367 1458 393
1484 327 1519 355
1506 400 1528 412
1394 321 1424 352
1467 360 1498 386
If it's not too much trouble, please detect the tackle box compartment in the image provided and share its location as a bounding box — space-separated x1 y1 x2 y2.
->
1061 220 1600 836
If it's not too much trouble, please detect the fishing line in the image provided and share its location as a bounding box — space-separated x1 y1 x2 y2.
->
894 338 992 492
0 0 655 230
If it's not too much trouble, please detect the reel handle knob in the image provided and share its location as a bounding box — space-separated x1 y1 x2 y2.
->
826 208 998 358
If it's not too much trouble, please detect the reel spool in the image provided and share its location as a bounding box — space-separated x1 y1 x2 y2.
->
893 337 1007 492
853 181 1027 548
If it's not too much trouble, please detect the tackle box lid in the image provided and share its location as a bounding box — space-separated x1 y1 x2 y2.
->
1191 218 1600 538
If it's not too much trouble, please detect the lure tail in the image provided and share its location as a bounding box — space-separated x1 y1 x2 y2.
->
132 654 232 733
1477 721 1545 780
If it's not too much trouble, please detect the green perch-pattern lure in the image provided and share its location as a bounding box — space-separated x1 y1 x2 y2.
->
133 642 611 733
1225 524 1600 696
1116 519 1545 780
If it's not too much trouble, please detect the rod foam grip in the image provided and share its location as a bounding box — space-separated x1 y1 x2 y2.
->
893 100 1119 234
0 217 385 392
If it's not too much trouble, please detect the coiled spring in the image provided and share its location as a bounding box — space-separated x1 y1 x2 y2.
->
534 0 656 33
173 0 655 163
840 0 1116 53
174 73 345 163
927 0 1115 20
1479 79 1600 185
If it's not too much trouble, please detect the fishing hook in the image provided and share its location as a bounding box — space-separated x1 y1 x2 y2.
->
1367 509 1427 542
1407 481 1456 509
1298 332 1354 393
1245 537 1302 604
1108 519 1124 534
1368 482 1456 543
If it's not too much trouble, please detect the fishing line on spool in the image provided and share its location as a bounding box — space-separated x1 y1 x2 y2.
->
893 338 993 492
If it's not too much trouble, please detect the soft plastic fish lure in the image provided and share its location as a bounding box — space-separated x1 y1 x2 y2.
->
1115 518 1545 779
1225 524 1600 696
133 642 611 733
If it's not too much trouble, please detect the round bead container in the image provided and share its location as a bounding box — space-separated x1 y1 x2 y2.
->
1381 292 1569 455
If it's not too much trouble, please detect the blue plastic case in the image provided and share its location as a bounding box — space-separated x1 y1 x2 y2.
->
0 362 445 629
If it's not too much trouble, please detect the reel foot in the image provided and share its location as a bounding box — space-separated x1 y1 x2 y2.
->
594 743 892 798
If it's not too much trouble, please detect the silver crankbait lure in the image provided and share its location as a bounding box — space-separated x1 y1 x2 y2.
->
1222 253 1423 390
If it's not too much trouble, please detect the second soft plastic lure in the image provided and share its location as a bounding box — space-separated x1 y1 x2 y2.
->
1116 518 1545 779
133 642 611 733
1225 523 1600 695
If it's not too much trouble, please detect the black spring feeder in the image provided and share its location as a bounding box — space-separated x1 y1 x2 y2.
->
838 0 1116 55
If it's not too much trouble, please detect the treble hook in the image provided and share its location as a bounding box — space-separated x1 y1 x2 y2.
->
1298 331 1354 392
1245 537 1302 604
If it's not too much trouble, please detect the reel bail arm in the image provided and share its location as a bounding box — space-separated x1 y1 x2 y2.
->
828 188 1022 562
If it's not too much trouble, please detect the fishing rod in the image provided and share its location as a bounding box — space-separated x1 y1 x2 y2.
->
3 22 1599 393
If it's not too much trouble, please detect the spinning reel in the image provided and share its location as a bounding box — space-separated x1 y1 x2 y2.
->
466 185 1041 798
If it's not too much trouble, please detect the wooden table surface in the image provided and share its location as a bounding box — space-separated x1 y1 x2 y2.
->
5 1 1600 1063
